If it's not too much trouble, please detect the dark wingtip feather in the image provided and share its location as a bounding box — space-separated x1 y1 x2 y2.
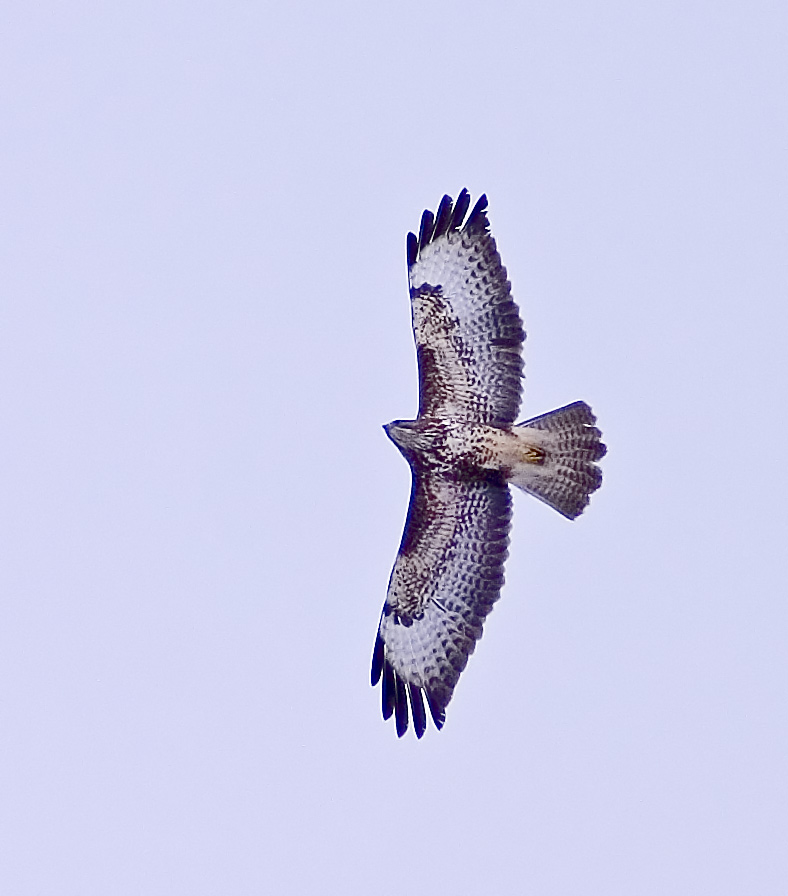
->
450 189 471 230
406 231 418 267
411 189 478 259
394 674 409 737
418 209 435 251
409 684 427 739
371 633 384 686
382 659 395 721
432 194 454 241
464 193 489 232
424 688 446 730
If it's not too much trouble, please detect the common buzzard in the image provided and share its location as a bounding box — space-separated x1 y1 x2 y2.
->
372 190 606 738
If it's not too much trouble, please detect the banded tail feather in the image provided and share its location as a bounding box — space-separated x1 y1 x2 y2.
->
509 401 606 519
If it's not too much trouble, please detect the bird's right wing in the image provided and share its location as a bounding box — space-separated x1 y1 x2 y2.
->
372 469 512 737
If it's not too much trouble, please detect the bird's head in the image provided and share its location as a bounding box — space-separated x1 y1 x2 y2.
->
383 419 442 462
383 419 421 455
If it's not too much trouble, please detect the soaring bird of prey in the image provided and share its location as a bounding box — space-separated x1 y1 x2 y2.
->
372 189 606 738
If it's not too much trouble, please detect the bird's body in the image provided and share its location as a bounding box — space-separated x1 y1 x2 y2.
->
373 191 606 738
386 418 550 480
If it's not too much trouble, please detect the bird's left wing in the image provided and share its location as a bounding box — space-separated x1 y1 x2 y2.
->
371 469 512 737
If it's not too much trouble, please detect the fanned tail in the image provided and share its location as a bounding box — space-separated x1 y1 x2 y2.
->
510 401 606 519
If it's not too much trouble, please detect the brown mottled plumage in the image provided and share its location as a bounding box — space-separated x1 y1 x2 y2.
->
372 191 606 738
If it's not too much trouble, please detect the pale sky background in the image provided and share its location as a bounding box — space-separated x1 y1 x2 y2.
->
2 2 786 893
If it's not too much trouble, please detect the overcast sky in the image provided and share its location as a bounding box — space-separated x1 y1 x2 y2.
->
2 1 787 893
